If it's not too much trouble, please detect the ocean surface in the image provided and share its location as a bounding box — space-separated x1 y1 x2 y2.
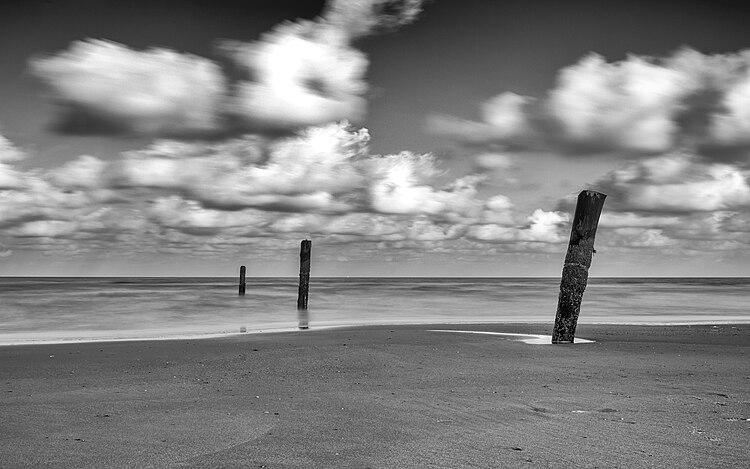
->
1 277 749 345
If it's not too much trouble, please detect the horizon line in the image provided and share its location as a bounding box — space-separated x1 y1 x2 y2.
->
1 275 749 279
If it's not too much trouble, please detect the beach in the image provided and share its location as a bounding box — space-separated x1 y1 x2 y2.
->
1 323 748 468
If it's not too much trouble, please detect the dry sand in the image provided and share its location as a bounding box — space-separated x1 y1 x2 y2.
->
1 323 748 468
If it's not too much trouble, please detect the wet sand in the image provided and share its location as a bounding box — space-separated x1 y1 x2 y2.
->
1 323 748 468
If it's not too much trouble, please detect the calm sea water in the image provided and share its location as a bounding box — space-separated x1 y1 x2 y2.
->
1 277 749 345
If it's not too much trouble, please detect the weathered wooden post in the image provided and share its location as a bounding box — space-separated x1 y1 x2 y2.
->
238 265 246 296
297 240 311 310
552 190 606 344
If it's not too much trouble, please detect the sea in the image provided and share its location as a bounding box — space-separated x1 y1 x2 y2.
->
1 277 749 345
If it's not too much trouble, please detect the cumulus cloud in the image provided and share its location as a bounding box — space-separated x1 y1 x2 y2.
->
547 53 692 154
606 227 677 248
30 1 426 136
0 135 25 163
472 152 514 175
599 212 682 229
0 135 27 189
146 197 271 236
430 47 750 256
220 23 369 130
468 209 569 244
0 164 25 190
50 155 108 189
0 174 100 228
0 242 11 257
365 152 484 218
592 153 750 213
1 124 506 266
111 123 369 212
322 213 403 237
0 136 144 246
11 220 78 238
523 209 569 243
574 150 750 250
322 0 425 38
221 0 425 130
30 39 227 136
429 48 750 160
104 122 490 220
426 93 537 151
1 125 580 260
480 195 515 225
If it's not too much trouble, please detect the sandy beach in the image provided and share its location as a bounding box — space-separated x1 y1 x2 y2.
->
1 323 748 468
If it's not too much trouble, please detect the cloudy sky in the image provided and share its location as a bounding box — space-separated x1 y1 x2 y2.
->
2 0 750 277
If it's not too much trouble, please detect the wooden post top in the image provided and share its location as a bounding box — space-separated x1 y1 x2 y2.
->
569 190 607 246
300 239 311 252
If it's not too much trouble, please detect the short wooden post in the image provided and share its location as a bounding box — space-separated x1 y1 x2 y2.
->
552 190 606 344
297 240 311 310
238 265 246 296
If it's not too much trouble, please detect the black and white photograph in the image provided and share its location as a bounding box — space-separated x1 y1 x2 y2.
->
1 0 749 466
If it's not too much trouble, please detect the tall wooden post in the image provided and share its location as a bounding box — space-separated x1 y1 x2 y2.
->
552 190 606 344
238 265 246 296
297 240 311 310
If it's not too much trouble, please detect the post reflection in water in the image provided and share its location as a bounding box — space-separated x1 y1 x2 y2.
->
297 308 309 330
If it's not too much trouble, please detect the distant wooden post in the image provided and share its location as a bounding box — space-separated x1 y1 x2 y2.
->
552 190 606 344
238 265 246 296
297 240 311 310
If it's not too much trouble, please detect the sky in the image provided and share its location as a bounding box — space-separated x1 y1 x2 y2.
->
2 0 750 277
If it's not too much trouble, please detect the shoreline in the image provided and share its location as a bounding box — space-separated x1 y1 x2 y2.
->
2 319 750 347
2 323 748 467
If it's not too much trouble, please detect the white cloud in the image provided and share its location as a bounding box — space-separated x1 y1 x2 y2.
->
523 209 568 243
584 151 750 251
225 0 427 130
27 123 750 262
50 155 107 189
711 67 750 146
426 115 533 149
0 135 25 162
547 53 690 153
11 220 78 238
323 0 425 38
599 212 682 228
425 92 535 149
267 213 327 234
112 123 369 212
146 197 270 235
0 124 553 262
0 135 27 190
594 153 750 213
0 164 25 190
29 2 427 137
322 213 403 237
480 93 534 139
107 122 495 221
473 152 514 172
608 227 677 248
467 224 519 243
222 21 368 129
429 48 750 159
405 218 466 241
366 154 484 218
468 209 568 244
480 195 515 225
0 176 104 230
721 212 750 233
30 39 226 136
